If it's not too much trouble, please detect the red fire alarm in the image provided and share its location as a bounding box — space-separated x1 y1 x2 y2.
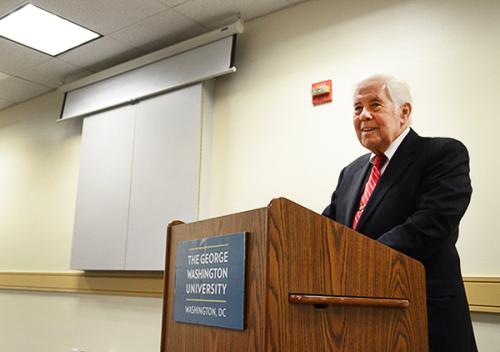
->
311 80 332 105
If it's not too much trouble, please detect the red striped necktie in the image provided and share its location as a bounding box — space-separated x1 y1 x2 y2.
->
352 154 387 230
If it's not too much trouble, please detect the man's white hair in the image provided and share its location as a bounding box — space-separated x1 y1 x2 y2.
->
357 74 412 108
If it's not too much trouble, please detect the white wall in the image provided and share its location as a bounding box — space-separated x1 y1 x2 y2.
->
0 291 161 352
0 92 162 351
210 0 500 350
0 92 79 270
211 0 500 276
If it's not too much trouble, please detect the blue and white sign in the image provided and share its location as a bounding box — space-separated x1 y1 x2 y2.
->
173 232 247 330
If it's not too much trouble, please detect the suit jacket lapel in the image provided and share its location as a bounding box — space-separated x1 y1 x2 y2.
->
356 129 420 232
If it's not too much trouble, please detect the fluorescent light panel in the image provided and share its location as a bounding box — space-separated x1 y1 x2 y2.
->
0 4 100 56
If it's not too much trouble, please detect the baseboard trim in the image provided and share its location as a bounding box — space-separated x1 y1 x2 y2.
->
463 276 500 314
0 271 163 297
0 272 498 313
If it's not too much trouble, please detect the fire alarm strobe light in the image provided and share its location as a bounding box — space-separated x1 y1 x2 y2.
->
311 80 332 105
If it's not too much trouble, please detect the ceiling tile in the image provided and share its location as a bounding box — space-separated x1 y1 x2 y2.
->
0 38 51 75
0 97 13 110
0 76 52 102
111 9 207 52
173 0 295 29
0 1 25 15
59 37 146 73
15 59 93 88
29 0 169 35
159 0 193 7
0 0 309 106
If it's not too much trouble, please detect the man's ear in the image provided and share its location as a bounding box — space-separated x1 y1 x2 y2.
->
400 102 412 123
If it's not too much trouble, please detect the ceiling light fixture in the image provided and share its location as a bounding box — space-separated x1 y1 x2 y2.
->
0 3 101 56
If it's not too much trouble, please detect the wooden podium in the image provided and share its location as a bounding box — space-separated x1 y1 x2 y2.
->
161 198 428 351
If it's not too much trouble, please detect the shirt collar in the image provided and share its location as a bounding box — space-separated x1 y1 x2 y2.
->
370 126 410 164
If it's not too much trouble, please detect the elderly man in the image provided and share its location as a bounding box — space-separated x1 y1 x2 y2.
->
322 75 477 351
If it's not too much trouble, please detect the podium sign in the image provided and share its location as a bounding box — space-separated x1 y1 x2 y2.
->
173 232 247 330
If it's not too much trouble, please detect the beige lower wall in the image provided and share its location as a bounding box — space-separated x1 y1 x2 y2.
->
0 273 498 351
0 290 162 352
0 288 498 352
470 312 500 352
0 272 498 313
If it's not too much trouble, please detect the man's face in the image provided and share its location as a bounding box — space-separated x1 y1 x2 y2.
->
353 80 407 154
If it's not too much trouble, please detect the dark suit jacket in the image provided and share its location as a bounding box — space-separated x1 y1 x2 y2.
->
323 129 477 352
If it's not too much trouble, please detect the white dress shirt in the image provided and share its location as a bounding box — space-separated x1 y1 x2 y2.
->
369 127 410 174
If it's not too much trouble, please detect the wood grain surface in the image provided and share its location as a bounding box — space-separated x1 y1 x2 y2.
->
160 198 428 351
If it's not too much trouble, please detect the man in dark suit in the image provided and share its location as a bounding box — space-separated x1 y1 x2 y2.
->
322 75 477 351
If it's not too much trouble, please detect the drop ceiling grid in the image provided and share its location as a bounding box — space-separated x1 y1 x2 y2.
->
0 0 308 110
